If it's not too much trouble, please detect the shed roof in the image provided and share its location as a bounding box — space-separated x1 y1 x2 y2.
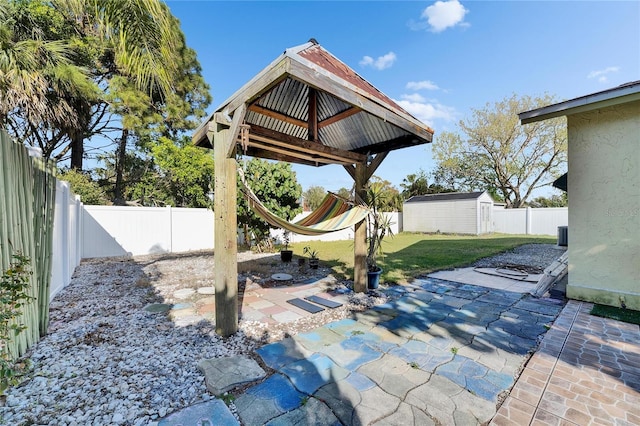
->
519 80 640 124
193 40 433 166
405 191 488 203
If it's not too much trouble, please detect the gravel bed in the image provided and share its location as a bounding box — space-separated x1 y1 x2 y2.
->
1 245 559 425
0 252 389 425
472 243 566 274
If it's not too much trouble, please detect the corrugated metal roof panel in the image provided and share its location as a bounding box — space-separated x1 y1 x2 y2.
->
405 192 488 203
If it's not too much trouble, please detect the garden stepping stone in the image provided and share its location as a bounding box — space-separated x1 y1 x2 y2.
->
158 399 238 426
198 356 266 395
197 286 215 295
405 374 495 426
234 374 305 425
174 288 195 299
323 318 371 337
435 355 513 402
257 337 313 370
265 397 341 426
358 354 432 399
319 335 383 371
280 353 349 394
389 339 453 373
373 402 434 426
315 378 401 426
143 303 172 313
293 327 344 353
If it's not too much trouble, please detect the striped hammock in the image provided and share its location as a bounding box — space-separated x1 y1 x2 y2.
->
238 169 370 236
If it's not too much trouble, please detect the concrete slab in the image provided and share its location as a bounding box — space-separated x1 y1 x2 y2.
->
428 268 540 293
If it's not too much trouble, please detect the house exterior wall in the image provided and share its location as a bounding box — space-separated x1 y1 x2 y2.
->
403 198 478 234
567 100 640 310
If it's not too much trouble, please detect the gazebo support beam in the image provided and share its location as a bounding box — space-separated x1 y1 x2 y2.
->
209 106 246 337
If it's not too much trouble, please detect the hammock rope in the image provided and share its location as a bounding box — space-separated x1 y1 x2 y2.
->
238 167 370 236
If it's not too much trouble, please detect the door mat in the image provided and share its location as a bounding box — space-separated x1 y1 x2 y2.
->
287 298 325 313
305 295 342 309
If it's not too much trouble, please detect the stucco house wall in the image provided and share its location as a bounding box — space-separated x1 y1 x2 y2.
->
567 100 640 309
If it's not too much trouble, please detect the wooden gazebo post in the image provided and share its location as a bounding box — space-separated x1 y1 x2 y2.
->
353 162 368 293
208 106 245 337
348 152 387 293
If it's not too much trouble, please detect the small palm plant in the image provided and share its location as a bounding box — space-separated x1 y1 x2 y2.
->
365 182 395 272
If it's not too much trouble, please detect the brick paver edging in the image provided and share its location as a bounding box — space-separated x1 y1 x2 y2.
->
491 300 640 425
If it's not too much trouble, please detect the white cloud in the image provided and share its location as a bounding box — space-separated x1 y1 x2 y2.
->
406 80 440 91
416 0 468 33
401 93 427 103
395 97 457 128
359 52 397 70
587 66 620 83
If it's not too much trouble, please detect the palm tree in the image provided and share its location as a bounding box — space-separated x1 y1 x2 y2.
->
1 0 188 170
0 2 95 148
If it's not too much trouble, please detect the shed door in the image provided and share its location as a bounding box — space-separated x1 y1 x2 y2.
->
480 202 492 234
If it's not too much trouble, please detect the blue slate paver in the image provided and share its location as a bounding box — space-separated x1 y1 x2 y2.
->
257 339 309 370
235 374 305 425
323 318 370 337
390 339 453 372
158 399 239 426
414 278 459 294
280 353 348 395
345 371 377 391
477 290 522 306
319 336 383 371
514 298 564 316
435 355 514 402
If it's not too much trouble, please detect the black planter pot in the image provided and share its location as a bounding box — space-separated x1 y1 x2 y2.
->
367 268 383 289
309 258 319 269
280 250 293 262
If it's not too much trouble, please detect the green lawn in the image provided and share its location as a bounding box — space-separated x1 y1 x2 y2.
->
590 304 640 325
291 233 555 284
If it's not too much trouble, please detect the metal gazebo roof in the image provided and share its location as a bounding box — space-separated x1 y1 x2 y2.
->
193 39 434 165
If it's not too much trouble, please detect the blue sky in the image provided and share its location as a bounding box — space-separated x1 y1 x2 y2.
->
167 0 639 195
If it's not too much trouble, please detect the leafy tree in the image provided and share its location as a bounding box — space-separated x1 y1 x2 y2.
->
149 137 215 208
0 0 97 155
303 185 326 210
237 159 302 247
529 193 568 208
335 187 353 201
433 94 567 208
400 169 454 199
1 0 210 182
93 137 215 208
57 169 109 205
368 176 402 212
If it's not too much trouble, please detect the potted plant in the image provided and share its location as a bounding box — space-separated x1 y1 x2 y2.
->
303 246 320 269
365 183 395 289
280 231 293 262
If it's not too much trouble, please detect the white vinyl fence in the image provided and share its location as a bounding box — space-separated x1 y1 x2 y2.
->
493 207 568 235
82 206 215 258
50 180 83 301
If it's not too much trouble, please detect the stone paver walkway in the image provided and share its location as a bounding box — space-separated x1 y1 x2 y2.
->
161 277 574 425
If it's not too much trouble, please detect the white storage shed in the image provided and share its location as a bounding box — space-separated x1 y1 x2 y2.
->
403 191 495 235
